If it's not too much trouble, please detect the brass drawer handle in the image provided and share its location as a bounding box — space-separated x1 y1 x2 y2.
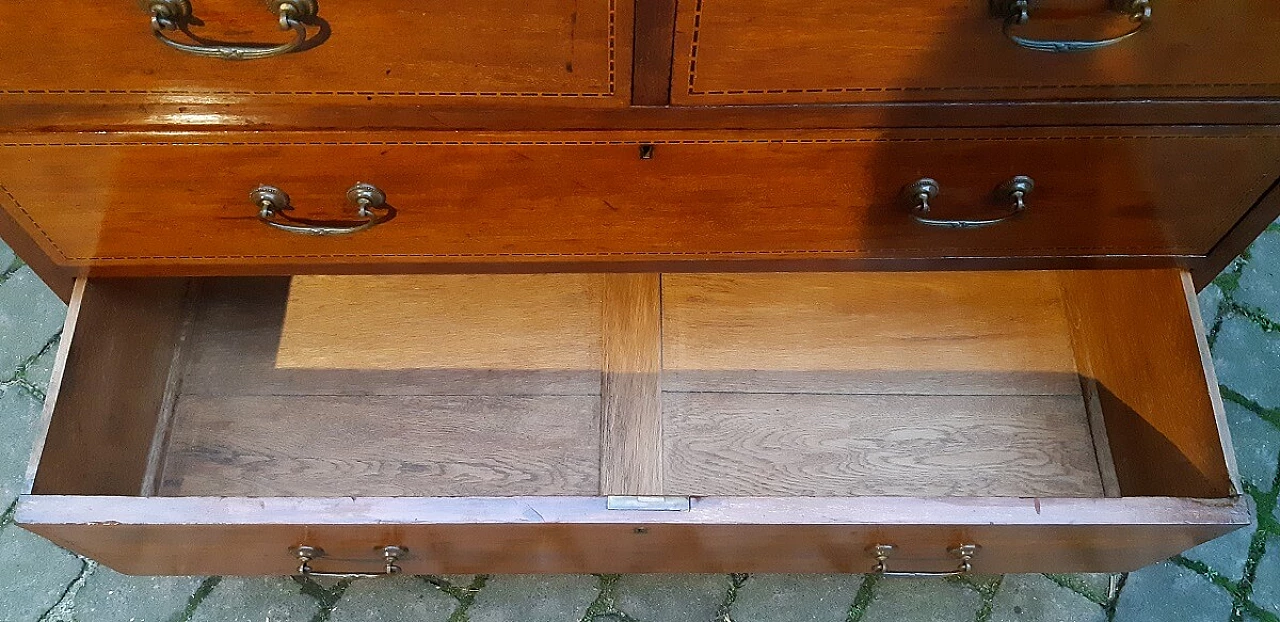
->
871 544 980 578
999 0 1151 53
144 0 318 60
253 183 394 236
904 176 1034 229
294 545 406 579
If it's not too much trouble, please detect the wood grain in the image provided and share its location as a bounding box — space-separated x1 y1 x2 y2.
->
18 495 1250 575
0 0 630 107
1059 270 1233 498
631 0 678 105
159 395 601 497
600 274 663 495
0 200 73 301
664 393 1104 498
4 99 1280 136
1195 177 1280 290
1 128 1276 274
30 278 190 496
180 275 603 396
663 272 1081 396
275 274 602 372
672 0 1280 105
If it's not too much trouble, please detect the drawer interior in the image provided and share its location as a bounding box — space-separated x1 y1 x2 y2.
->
28 270 1235 502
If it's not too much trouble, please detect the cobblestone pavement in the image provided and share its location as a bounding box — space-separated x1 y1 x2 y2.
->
2 227 1280 622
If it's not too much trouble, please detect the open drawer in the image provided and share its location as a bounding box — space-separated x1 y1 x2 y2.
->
16 269 1247 575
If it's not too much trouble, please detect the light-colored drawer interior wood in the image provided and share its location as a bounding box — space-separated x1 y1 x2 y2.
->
17 269 1245 575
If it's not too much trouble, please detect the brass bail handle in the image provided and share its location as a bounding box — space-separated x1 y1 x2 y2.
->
294 545 407 579
144 0 319 60
904 176 1034 229
871 543 981 578
1001 0 1152 53
253 182 393 236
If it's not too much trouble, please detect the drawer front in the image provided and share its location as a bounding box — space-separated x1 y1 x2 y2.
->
2 130 1277 273
672 0 1280 105
0 0 627 108
18 496 1249 575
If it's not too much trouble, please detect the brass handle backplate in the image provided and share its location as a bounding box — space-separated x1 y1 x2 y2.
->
144 0 318 60
294 545 407 579
253 183 393 236
871 543 980 578
904 176 1034 229
998 0 1151 53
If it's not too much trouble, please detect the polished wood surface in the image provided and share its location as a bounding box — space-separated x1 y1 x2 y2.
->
30 279 190 496
0 197 73 301
631 0 678 105
1195 178 1280 290
1060 270 1234 498
19 495 1249 575
672 0 1280 106
2 128 1275 275
5 99 1280 135
0 0 629 110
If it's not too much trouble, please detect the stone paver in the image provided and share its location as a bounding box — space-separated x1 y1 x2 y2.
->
187 577 320 622
1223 400 1280 491
469 575 598 622
329 576 458 622
3 220 1280 621
1251 537 1280 617
1115 562 1235 622
731 574 862 622
990 574 1105 622
858 577 980 622
613 574 729 622
1214 314 1280 411
0 386 44 502
0 266 64 375
0 520 87 622
1236 231 1280 319
74 567 207 622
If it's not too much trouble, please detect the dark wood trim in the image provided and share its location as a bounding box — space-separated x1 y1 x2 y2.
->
631 0 678 105
1194 175 1280 290
4 100 1280 134
71 254 1193 280
18 495 1249 575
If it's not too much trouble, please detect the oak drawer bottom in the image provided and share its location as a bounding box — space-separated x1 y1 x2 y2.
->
17 270 1246 575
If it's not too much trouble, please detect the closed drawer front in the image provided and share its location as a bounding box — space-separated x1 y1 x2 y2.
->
2 129 1277 274
672 0 1280 105
18 269 1246 574
0 0 627 107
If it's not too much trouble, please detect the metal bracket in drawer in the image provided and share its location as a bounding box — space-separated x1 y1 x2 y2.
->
606 496 691 511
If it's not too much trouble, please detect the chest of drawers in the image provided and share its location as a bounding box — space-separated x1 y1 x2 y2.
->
1 0 1277 577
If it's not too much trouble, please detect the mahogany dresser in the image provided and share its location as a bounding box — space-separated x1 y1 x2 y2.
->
1 0 1279 577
